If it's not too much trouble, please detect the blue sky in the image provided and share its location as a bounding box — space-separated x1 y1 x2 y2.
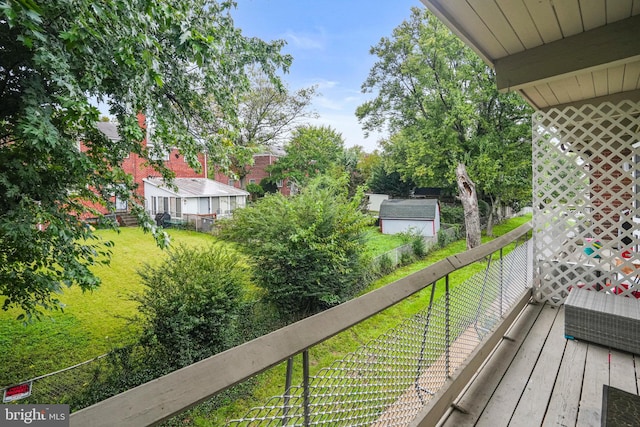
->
232 0 423 152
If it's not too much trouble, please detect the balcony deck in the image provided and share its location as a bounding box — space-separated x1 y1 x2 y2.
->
438 301 640 427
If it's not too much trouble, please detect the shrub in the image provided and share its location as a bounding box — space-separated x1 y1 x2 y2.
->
440 203 465 224
438 225 461 248
246 183 265 200
67 344 171 410
411 235 427 258
259 177 279 194
398 228 427 259
478 199 490 218
220 176 372 321
377 253 394 275
135 243 250 368
399 250 414 266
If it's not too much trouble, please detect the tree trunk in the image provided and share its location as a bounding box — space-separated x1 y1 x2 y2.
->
486 195 500 237
456 163 481 250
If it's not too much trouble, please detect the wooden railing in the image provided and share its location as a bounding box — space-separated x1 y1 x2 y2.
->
70 222 533 427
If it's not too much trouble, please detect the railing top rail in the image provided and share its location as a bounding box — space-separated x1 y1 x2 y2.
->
70 222 532 427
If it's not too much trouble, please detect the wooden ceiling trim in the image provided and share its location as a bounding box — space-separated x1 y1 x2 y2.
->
592 69 609 97
608 64 626 93
420 0 500 65
622 62 640 91
547 77 577 105
467 0 524 55
605 0 634 23
494 14 640 91
523 0 563 43
495 0 544 49
553 0 584 37
520 87 547 109
579 0 607 30
535 83 560 107
576 73 597 100
539 88 640 112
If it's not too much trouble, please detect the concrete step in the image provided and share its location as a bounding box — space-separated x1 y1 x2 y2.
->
117 213 138 227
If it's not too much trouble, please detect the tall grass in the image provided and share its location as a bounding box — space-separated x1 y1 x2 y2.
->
0 228 215 385
0 226 407 386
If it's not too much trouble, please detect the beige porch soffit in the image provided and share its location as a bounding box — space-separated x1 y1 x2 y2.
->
420 0 640 111
540 88 640 113
493 15 640 92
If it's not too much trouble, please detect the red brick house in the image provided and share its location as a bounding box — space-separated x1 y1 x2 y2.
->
213 146 292 196
95 117 206 211
85 115 290 223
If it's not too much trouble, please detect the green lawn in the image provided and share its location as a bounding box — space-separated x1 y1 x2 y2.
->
0 226 404 387
0 214 531 418
204 215 533 425
0 228 216 386
363 227 408 257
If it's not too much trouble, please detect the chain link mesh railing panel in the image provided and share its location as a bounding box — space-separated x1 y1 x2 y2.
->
1 355 107 406
532 100 640 305
225 240 531 427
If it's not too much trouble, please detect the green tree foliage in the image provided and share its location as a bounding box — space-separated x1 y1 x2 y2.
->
266 125 345 189
358 149 382 185
230 69 317 182
238 69 318 149
136 244 249 368
366 160 415 197
357 7 532 243
219 176 372 320
245 182 265 201
440 204 465 224
335 145 366 197
0 0 290 316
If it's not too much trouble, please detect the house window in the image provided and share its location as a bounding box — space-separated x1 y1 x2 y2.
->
249 179 256 184
169 197 177 217
151 196 157 215
149 148 170 161
276 179 284 188
198 197 210 214
230 196 237 211
176 197 182 218
228 179 236 187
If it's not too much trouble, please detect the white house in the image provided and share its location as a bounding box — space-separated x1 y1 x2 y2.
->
143 177 249 220
379 199 441 237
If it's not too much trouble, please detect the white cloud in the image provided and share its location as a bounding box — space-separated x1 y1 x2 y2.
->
309 112 386 152
314 79 338 90
315 95 344 111
284 29 325 50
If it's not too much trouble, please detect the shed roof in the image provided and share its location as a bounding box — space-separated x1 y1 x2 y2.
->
379 199 438 220
144 178 249 198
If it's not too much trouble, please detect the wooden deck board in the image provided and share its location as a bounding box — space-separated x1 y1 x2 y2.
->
436 302 640 427
474 305 559 427
541 338 587 427
609 348 637 394
442 302 545 427
509 306 566 426
576 343 609 427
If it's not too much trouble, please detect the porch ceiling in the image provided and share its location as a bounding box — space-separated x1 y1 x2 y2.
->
420 0 640 111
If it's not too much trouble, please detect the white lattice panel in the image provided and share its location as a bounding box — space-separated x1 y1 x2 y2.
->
533 100 640 305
